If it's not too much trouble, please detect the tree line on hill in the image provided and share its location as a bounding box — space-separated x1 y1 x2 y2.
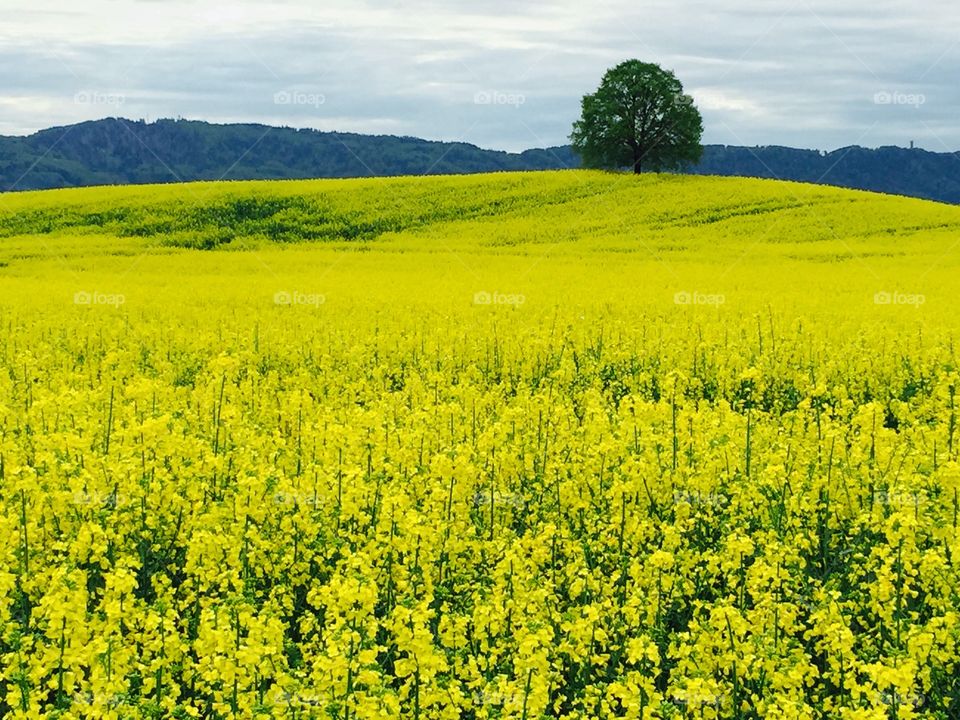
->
2 118 959 204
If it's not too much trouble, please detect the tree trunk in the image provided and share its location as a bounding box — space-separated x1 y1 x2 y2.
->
633 145 642 174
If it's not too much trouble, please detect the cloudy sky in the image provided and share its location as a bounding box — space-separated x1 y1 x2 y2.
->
2 0 957 152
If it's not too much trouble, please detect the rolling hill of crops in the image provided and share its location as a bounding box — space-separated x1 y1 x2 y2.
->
3 170 960 719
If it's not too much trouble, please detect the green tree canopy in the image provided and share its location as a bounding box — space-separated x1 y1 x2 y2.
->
571 60 704 173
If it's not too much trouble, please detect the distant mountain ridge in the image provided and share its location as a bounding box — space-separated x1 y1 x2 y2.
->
0 118 578 190
686 144 960 205
2 118 959 204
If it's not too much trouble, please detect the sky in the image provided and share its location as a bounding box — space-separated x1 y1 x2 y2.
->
1 0 958 153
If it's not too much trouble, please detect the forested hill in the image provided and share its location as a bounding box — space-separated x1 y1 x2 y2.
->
2 118 959 204
686 144 960 205
0 118 578 190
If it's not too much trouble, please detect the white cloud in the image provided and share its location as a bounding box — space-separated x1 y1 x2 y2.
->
691 89 767 116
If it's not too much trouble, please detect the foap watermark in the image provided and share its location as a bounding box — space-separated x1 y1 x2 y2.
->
674 290 725 307
673 490 726 508
273 491 321 507
74 290 125 308
474 90 525 108
472 490 523 508
873 489 927 508
280 692 324 707
874 91 926 108
874 291 925 307
473 290 526 306
72 490 124 508
473 690 523 707
274 290 326 307
74 691 129 709
874 690 925 709
74 90 125 107
273 90 326 108
666 690 726 709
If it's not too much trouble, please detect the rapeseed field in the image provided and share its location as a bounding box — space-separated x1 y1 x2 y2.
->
2 171 960 718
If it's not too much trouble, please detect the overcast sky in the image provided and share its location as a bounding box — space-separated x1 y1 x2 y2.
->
1 0 957 152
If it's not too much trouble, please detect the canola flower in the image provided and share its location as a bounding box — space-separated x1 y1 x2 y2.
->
1 171 960 718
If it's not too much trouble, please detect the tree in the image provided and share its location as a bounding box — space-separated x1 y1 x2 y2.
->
571 60 704 174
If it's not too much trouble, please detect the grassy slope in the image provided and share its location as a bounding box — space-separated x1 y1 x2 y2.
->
3 170 960 254
1 170 959 330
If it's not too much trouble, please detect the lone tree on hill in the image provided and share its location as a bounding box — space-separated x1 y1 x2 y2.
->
571 60 704 173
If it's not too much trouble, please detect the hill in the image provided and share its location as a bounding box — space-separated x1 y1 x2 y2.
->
688 144 960 205
0 118 577 190
3 169 960 259
2 118 959 204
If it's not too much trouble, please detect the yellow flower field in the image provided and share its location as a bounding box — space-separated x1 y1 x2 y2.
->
1 170 960 718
